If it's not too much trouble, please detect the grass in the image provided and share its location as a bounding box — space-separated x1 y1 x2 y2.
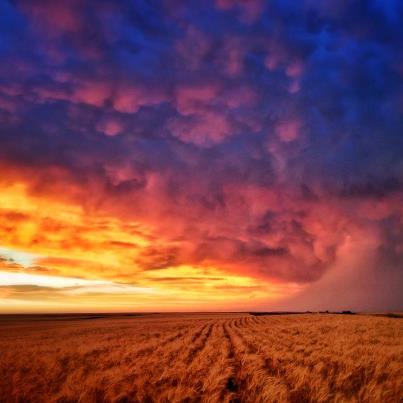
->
0 313 402 402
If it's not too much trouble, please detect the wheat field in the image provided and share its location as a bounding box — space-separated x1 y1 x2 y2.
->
0 313 402 402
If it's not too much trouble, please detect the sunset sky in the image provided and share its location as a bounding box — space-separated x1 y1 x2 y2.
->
0 0 402 313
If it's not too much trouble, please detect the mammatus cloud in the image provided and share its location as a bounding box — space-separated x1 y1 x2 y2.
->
0 0 402 311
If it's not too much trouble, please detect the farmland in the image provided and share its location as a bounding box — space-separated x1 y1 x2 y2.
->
0 313 402 402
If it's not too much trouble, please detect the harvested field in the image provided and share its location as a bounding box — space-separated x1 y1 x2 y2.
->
0 313 402 402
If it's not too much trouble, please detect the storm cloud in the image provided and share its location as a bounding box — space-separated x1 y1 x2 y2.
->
0 0 402 310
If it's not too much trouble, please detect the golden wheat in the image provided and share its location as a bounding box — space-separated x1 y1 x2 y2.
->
0 313 402 402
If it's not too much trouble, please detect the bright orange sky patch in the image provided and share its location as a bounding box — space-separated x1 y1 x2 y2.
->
0 183 301 312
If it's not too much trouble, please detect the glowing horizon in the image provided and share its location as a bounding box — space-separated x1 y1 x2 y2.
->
0 183 301 312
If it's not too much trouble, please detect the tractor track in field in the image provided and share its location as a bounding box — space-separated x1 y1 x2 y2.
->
185 322 214 365
222 321 245 403
132 324 196 359
223 317 291 402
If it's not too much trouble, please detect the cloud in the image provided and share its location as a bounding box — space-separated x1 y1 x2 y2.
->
175 84 220 116
96 117 124 137
168 112 232 146
113 84 167 114
175 26 211 70
275 120 302 142
215 0 264 23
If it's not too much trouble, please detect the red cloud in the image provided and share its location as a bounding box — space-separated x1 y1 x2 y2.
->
73 81 111 107
20 0 83 34
114 85 166 114
97 117 124 137
275 120 302 142
175 84 220 116
220 36 246 77
168 112 232 146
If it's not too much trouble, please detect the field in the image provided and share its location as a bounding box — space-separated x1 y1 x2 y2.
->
0 313 402 402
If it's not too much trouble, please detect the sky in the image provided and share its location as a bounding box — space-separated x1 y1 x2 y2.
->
0 0 402 313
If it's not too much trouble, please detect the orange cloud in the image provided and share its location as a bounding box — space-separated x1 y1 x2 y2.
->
0 182 295 312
